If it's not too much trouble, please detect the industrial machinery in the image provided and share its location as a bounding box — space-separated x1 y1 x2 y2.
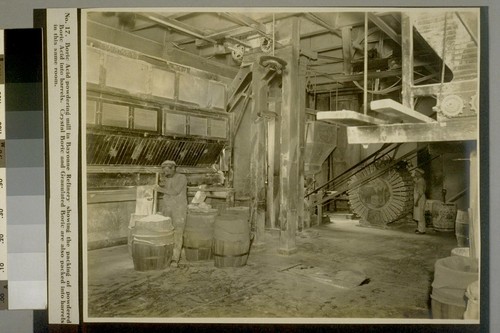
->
347 159 414 226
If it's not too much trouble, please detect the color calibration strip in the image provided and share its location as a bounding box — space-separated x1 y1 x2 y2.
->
0 29 8 311
4 28 46 310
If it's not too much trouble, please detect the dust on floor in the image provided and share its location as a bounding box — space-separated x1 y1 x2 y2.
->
87 217 458 320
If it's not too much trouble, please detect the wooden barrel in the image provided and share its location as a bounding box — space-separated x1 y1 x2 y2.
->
425 200 440 227
213 214 251 268
431 299 466 320
131 214 174 271
127 213 147 255
184 208 218 261
455 210 470 247
451 247 470 257
134 214 173 235
226 206 250 217
431 256 478 319
464 280 479 320
433 202 457 232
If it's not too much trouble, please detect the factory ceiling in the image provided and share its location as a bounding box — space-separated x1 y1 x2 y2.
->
87 10 465 95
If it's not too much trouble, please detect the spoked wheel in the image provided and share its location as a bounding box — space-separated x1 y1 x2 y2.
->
348 160 414 226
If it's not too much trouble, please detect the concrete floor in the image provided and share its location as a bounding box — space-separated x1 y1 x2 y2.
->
86 214 459 321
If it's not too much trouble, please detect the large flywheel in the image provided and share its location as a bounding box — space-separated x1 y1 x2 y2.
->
347 160 414 226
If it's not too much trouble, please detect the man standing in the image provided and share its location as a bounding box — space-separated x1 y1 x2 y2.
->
155 160 187 267
413 168 427 234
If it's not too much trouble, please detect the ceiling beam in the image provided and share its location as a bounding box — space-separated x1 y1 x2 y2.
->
175 13 299 46
201 26 257 44
308 68 403 83
172 12 392 47
86 21 238 78
347 118 477 144
300 27 332 39
161 12 193 20
367 12 401 45
139 13 219 44
313 33 381 55
455 12 478 46
306 69 438 92
130 22 158 32
220 12 269 37
144 12 398 47
304 13 342 38
341 26 353 74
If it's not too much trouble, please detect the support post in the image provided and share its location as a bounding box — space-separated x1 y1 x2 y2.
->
297 56 307 232
469 147 479 259
250 61 268 246
316 190 324 226
401 13 414 108
277 16 303 255
341 26 353 75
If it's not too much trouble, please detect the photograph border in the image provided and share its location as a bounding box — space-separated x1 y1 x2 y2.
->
77 6 486 328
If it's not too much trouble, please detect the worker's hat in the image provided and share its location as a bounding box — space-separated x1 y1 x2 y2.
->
161 160 177 167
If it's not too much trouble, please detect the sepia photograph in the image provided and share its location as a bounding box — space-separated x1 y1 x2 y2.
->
80 7 481 323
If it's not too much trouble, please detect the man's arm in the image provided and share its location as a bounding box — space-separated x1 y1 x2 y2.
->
154 185 167 194
155 174 187 196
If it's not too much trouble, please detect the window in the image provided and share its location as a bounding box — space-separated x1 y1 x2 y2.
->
101 103 129 128
134 108 158 131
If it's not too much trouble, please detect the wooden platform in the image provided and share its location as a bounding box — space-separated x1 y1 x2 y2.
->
317 110 389 126
370 99 436 123
347 118 478 144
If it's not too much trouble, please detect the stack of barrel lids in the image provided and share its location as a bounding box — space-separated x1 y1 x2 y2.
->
184 207 218 261
213 207 251 268
431 255 479 319
130 214 174 271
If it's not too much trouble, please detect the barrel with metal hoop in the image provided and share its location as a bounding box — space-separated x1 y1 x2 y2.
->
225 206 250 219
213 212 251 268
184 208 218 261
130 214 174 271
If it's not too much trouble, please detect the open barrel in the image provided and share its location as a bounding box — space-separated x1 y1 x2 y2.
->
184 208 218 261
431 255 479 319
131 214 174 271
213 209 251 268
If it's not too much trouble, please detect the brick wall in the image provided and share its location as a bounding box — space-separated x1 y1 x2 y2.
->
413 11 478 82
413 11 479 120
